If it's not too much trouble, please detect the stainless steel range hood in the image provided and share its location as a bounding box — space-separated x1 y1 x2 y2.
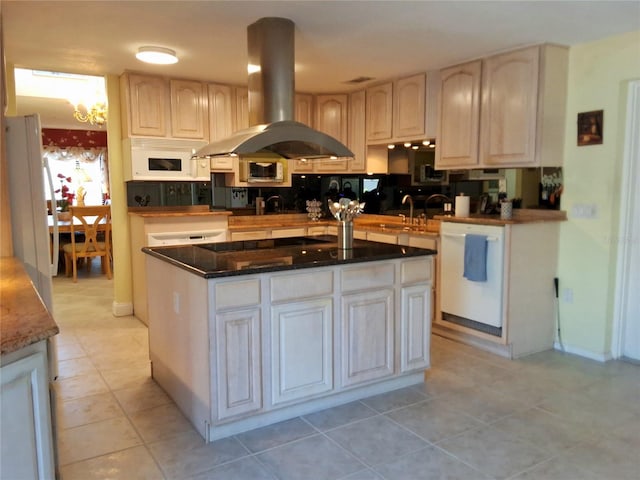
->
195 17 353 160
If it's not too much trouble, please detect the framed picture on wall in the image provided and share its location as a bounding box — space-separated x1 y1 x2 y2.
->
577 110 604 146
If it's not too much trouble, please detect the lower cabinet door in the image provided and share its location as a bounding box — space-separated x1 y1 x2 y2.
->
215 308 262 420
341 289 394 387
271 298 333 404
0 350 55 480
400 284 431 372
271 298 333 405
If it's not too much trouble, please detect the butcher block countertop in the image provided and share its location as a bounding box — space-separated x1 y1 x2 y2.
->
1 257 58 356
228 213 441 236
128 205 232 218
436 208 567 226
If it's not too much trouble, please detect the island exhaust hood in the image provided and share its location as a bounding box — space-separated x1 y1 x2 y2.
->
194 17 353 161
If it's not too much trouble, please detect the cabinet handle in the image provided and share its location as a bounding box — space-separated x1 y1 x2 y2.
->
441 232 499 241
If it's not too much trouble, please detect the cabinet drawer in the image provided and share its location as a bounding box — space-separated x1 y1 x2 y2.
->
215 279 261 310
401 257 432 284
342 263 395 292
230 231 268 241
367 232 398 244
271 228 306 239
210 157 233 170
271 270 333 303
408 236 437 250
354 230 368 240
307 226 327 236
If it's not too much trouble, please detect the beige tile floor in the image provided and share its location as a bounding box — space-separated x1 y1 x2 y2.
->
52 263 640 479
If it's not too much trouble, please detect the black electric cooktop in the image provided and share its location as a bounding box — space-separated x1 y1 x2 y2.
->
143 235 436 278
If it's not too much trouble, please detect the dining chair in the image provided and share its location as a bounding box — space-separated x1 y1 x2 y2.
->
62 205 112 282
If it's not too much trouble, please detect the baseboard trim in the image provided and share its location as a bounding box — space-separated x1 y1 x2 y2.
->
112 301 133 317
554 342 612 362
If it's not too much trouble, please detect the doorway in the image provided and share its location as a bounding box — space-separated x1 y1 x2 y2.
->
612 80 640 362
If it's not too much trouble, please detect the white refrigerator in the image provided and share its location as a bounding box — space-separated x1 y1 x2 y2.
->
5 114 58 313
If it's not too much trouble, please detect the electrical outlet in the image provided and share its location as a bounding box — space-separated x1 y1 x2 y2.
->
571 204 598 219
173 292 180 314
562 288 573 304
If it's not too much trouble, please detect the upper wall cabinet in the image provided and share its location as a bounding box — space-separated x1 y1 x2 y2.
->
121 73 168 138
207 83 233 143
366 82 393 142
366 73 438 145
233 87 249 133
314 94 349 172
435 44 568 169
295 93 314 126
393 73 426 140
170 80 207 139
480 45 567 167
348 90 367 172
435 61 482 168
121 73 207 141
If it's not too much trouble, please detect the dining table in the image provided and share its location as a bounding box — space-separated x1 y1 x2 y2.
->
47 215 110 271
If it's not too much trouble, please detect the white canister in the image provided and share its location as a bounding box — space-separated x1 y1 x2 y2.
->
455 194 470 218
501 201 513 220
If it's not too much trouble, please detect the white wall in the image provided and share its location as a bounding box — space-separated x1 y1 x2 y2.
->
558 30 640 360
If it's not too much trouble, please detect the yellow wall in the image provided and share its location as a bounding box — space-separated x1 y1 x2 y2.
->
558 30 640 358
105 74 133 315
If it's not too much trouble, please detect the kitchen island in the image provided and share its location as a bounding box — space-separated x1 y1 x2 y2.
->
143 236 435 441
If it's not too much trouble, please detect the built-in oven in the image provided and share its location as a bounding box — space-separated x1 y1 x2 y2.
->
123 138 209 182
239 158 285 183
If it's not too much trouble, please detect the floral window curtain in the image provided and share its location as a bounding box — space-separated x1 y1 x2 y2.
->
42 128 110 206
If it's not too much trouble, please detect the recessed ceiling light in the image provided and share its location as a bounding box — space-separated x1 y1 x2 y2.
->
136 46 178 65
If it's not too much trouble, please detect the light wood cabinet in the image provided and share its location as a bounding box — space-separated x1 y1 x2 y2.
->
233 86 249 132
436 45 567 169
480 45 567 167
480 47 538 166
348 90 367 172
170 79 207 139
400 284 431 372
122 73 168 137
208 83 234 143
229 230 269 241
1 345 56 480
435 60 482 169
341 288 394 386
366 73 436 146
271 298 333 404
366 82 393 142
215 308 262 419
295 93 314 126
393 73 426 140
147 255 433 442
315 94 349 172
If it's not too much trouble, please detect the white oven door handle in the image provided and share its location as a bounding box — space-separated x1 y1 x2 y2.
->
441 232 499 242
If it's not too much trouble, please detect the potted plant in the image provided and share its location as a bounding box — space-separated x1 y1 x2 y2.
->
55 173 75 220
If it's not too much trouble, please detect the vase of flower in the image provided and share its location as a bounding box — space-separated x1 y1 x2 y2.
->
57 211 72 221
55 173 75 220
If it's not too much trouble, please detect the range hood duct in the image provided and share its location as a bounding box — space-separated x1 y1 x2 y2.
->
195 17 353 160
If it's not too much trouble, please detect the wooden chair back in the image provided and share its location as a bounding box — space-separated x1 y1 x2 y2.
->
64 205 112 282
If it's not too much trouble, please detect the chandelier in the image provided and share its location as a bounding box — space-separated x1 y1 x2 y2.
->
71 100 108 126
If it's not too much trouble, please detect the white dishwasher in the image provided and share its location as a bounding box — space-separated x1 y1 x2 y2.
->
440 222 505 336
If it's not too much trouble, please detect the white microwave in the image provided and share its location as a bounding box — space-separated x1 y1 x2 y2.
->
123 138 209 182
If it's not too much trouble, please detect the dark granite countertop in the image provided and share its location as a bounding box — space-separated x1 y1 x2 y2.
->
142 235 436 279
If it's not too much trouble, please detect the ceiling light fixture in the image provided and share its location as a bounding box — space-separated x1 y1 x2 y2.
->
136 46 179 65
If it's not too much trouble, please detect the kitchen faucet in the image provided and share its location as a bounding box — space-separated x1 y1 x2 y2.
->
266 195 285 213
402 194 414 224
